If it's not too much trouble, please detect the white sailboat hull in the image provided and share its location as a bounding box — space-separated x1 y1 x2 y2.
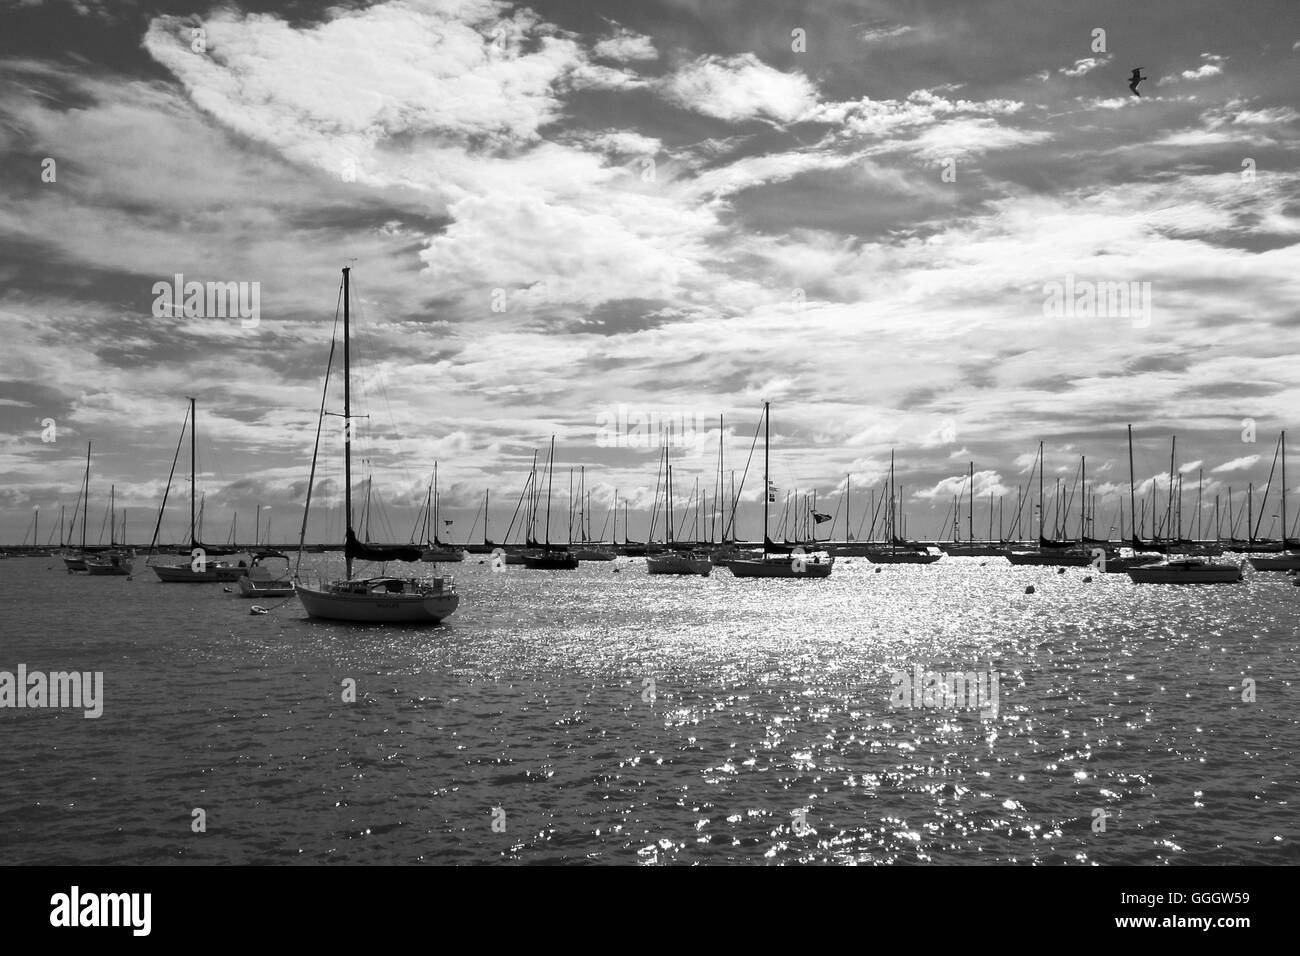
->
727 553 834 578
646 553 712 576
1248 554 1300 571
295 581 459 623
1126 561 1242 584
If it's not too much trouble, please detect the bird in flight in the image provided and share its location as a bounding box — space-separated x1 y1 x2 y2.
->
1128 68 1147 96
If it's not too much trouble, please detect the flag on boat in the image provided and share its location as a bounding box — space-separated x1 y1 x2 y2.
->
811 511 832 524
443 519 453 526
767 479 778 503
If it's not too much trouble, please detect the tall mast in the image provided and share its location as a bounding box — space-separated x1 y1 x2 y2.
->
1080 456 1085 541
889 450 896 552
762 402 770 553
1055 477 1061 539
1242 486 1253 546
1196 468 1206 541
968 460 974 543
666 463 673 543
343 267 354 580
484 488 490 544
846 473 851 542
423 476 433 545
544 435 555 547
109 485 115 547
189 396 197 547
716 415 723 543
1038 441 1044 542
1282 431 1288 549
1127 425 1138 547
82 441 91 551
1166 436 1176 546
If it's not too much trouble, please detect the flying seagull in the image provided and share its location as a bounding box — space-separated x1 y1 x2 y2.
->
1128 68 1147 96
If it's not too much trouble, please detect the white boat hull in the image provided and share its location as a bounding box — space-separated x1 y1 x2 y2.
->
1126 561 1242 584
646 554 712 576
152 563 238 582
1248 554 1300 571
727 554 834 578
295 582 459 623
237 576 294 597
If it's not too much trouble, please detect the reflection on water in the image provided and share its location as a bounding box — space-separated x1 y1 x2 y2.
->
1 554 1295 864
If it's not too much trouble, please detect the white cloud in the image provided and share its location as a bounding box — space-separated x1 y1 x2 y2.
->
908 117 1051 161
659 53 820 124
1161 53 1226 83
1060 57 1108 77
1213 456 1261 473
593 28 658 61
859 24 914 43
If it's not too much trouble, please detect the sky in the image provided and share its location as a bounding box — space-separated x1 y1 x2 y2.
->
1 0 1298 547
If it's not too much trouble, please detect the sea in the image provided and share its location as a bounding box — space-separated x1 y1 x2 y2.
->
1 553 1296 865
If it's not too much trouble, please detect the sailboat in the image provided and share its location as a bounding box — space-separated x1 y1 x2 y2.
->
62 443 92 572
149 398 247 582
725 403 832 578
1127 434 1241 584
1005 443 1092 566
573 467 616 560
1248 431 1300 571
295 267 459 622
866 451 940 564
646 453 711 575
522 436 579 569
85 484 134 575
236 550 294 597
420 464 464 562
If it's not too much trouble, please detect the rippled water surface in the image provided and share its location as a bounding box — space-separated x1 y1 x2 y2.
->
2 554 1296 865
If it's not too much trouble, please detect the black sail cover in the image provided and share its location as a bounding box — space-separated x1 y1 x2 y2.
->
346 528 423 563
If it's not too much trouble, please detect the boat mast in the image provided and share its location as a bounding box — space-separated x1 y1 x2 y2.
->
1038 441 1044 543
889 449 896 553
189 397 198 548
82 441 91 551
1282 431 1288 550
484 488 490 544
1080 456 1085 541
1166 436 1176 547
762 402 770 554
343 267 354 581
1248 483 1253 545
968 460 974 543
544 435 555 547
846 473 851 542
1127 425 1138 547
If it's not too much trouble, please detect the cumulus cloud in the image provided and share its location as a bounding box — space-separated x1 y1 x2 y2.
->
1060 57 1108 77
1162 53 1226 83
659 53 820 124
593 28 658 61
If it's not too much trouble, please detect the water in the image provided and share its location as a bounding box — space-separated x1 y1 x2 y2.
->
1 554 1296 864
